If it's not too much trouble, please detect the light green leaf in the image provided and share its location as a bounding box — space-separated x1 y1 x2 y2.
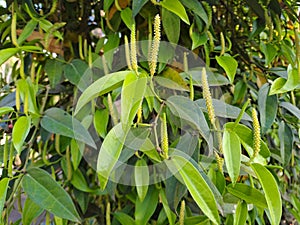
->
180 0 208 24
161 0 190 25
132 0 148 17
226 183 267 209
234 201 248 225
135 186 159 225
17 19 38 45
0 106 14 116
97 123 127 190
0 48 19 66
94 109 109 138
258 83 278 133
121 8 134 29
41 108 96 148
269 77 286 95
162 7 180 44
159 189 176 225
121 73 147 127
22 168 81 222
278 121 293 166
135 158 149 201
22 197 44 225
12 116 31 154
222 128 241 184
166 154 220 224
45 59 64 88
114 212 135 225
75 71 131 115
225 122 270 158
251 163 282 225
191 29 208 50
0 178 9 221
215 55 238 83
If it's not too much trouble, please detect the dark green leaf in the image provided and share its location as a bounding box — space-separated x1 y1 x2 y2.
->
251 163 282 225
162 8 180 44
278 121 293 166
180 0 208 24
132 0 148 17
191 31 208 50
22 168 81 222
279 101 300 119
64 59 89 91
45 59 64 88
258 83 278 133
12 116 31 154
41 108 96 148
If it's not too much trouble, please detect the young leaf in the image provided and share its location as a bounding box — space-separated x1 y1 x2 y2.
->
94 109 109 138
41 108 96 148
97 123 127 190
0 178 9 221
166 154 220 224
234 201 248 225
22 168 81 223
160 0 190 25
0 48 19 66
215 55 238 83
278 121 293 166
22 197 44 225
12 116 31 154
251 163 282 225
135 158 149 201
222 128 241 184
226 183 267 209
0 106 14 117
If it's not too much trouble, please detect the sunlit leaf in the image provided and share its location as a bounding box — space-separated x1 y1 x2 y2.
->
135 158 149 201
234 201 248 225
22 198 44 225
12 116 31 154
0 178 9 221
161 0 190 24
215 55 238 83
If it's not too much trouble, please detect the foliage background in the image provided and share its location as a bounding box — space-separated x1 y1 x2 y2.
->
0 0 300 224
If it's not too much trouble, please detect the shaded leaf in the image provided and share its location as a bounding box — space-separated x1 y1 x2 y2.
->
135 158 149 201
22 168 81 222
180 0 208 24
159 189 176 225
278 121 293 166
45 59 64 88
132 0 148 17
162 8 180 44
260 42 277 65
94 109 109 138
12 116 31 154
121 7 133 29
64 59 89 91
114 212 135 225
279 101 300 120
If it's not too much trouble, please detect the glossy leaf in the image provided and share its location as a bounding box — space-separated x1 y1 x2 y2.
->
161 0 190 25
162 7 180 44
0 48 19 66
121 8 133 29
215 55 238 83
114 212 135 225
75 71 130 115
191 31 208 50
12 116 31 154
258 83 278 133
222 128 241 184
278 121 293 166
44 58 64 88
180 0 208 23
234 201 248 225
225 122 270 158
226 183 267 209
135 158 149 201
166 154 220 224
0 178 9 220
22 197 44 225
22 168 81 222
132 0 148 17
97 123 127 190
135 186 159 225
251 163 282 225
41 108 96 148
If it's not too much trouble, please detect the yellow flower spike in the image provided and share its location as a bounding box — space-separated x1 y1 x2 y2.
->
161 112 168 159
149 14 161 77
214 152 224 173
108 93 118 125
24 91 29 115
124 35 132 70
179 200 185 225
220 32 225 56
252 108 261 159
130 24 138 73
15 85 20 112
201 68 216 127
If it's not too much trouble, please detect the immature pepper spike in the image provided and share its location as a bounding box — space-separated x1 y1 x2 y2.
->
252 108 261 159
130 24 138 73
161 112 168 159
149 14 161 77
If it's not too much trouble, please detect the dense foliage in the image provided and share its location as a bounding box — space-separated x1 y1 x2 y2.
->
0 0 300 224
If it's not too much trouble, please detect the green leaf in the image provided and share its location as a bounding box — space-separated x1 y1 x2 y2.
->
22 198 44 225
226 183 267 209
114 212 135 225
94 109 109 138
162 7 180 44
166 154 220 224
132 0 148 17
45 59 64 88
17 19 38 45
41 108 96 148
159 189 176 225
97 123 127 190
75 71 130 115
22 168 81 222
215 55 238 83
121 8 134 30
225 122 270 158
278 121 293 166
258 83 278 133
222 128 241 184
180 0 208 24
0 178 9 221
161 0 190 25
191 31 208 50
135 186 159 225
260 42 277 65
12 116 31 154
251 163 282 225
135 158 149 201
64 59 89 91
121 73 147 127
269 77 286 95
0 106 14 116
279 101 300 120
0 48 19 66
234 201 248 225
